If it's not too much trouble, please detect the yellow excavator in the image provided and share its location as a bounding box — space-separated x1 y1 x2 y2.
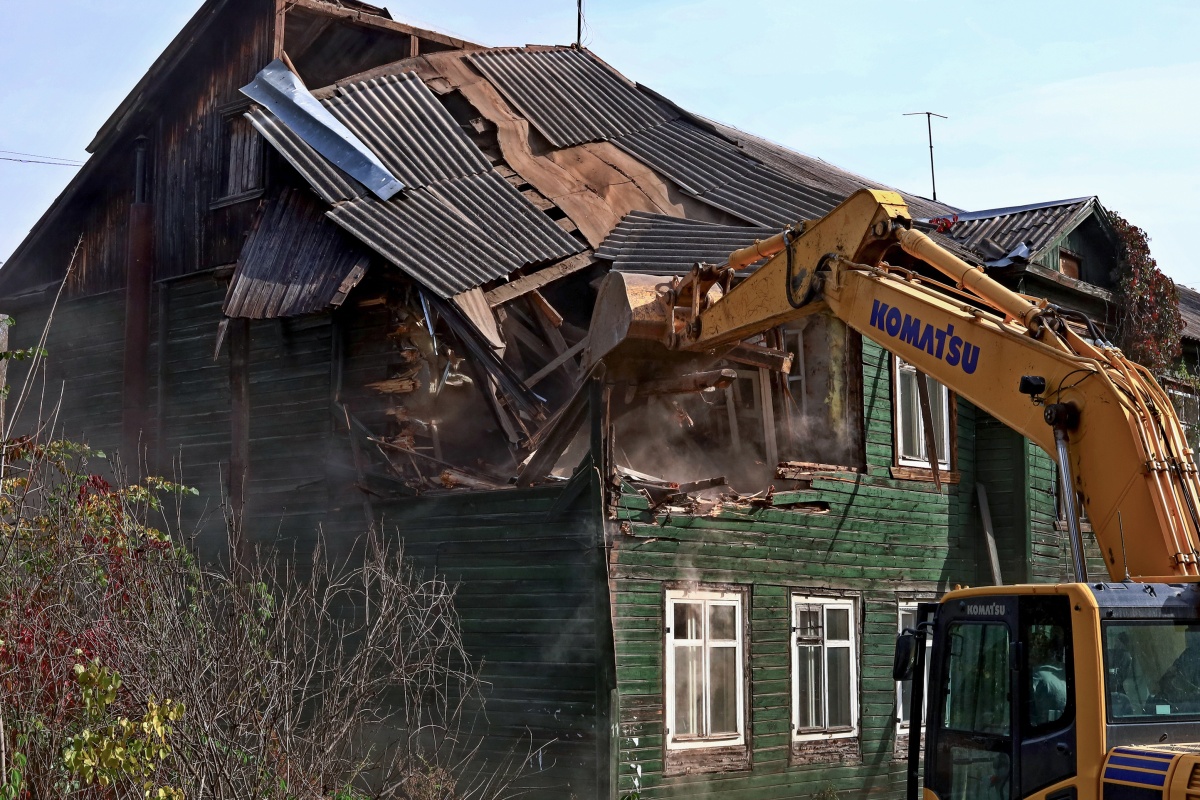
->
587 189 1200 800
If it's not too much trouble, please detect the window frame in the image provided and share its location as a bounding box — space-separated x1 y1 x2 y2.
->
211 100 266 209
791 594 860 742
664 587 747 751
892 356 954 472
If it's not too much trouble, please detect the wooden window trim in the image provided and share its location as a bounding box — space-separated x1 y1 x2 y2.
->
1059 247 1083 280
662 582 751 777
890 355 958 482
791 593 860 742
209 188 266 211
213 108 265 205
788 589 863 766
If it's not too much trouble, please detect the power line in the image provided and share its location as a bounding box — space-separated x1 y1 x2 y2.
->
0 156 84 167
0 148 85 166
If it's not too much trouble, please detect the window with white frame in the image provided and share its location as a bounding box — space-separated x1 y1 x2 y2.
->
894 357 951 469
792 595 858 739
665 588 745 749
897 603 930 733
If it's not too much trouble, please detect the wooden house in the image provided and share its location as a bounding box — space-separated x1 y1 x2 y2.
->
0 2 1165 797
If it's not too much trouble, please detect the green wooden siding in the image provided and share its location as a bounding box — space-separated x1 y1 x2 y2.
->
608 337 985 799
378 480 609 800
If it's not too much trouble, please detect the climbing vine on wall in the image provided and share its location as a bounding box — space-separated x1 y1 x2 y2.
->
1110 209 1183 374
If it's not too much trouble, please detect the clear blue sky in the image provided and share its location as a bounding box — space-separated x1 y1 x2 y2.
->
2 1 1198 286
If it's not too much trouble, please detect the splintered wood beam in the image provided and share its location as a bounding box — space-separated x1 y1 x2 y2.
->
485 253 597 307
517 382 591 486
525 337 588 389
501 311 557 364
529 290 563 327
529 294 577 382
724 342 794 373
635 369 737 397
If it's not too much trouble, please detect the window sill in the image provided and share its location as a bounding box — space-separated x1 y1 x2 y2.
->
789 735 861 767
793 728 857 742
663 741 750 777
210 188 265 211
890 465 961 484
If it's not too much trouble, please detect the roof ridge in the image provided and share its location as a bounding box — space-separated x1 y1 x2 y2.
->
945 196 1095 223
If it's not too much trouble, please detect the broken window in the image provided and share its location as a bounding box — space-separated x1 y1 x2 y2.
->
1059 249 1082 280
793 595 858 740
894 357 952 471
215 110 264 204
665 588 745 750
612 315 864 492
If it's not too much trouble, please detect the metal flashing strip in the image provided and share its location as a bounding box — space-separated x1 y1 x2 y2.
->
241 59 403 200
468 47 668 148
245 108 363 204
247 65 582 298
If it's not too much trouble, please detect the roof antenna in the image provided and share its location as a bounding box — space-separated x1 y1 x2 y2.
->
1119 511 1131 581
904 111 947 202
576 0 583 48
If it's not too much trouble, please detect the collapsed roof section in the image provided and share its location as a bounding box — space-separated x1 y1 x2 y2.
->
470 47 842 228
235 63 583 303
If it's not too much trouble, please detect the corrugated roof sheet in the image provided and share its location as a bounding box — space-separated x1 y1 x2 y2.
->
598 211 984 277
250 66 582 298
242 59 404 200
323 72 491 188
246 107 363 203
940 197 1094 260
705 119 960 221
326 182 564 298
466 48 841 228
224 188 371 319
467 47 668 148
1178 284 1200 343
596 211 772 274
615 121 842 227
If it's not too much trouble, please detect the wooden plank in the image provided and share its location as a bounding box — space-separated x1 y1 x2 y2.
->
485 252 597 307
517 382 591 487
977 482 1004 585
525 337 588 389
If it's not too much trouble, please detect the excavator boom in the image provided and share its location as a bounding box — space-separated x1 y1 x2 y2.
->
588 189 1200 582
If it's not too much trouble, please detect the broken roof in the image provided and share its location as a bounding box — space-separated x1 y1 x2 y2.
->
240 64 583 300
467 46 842 227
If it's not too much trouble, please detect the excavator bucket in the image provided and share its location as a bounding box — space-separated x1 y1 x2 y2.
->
583 272 676 373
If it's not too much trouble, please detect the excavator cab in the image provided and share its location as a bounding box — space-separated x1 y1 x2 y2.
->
899 583 1200 800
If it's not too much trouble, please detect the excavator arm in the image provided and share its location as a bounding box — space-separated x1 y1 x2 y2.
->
588 189 1200 582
